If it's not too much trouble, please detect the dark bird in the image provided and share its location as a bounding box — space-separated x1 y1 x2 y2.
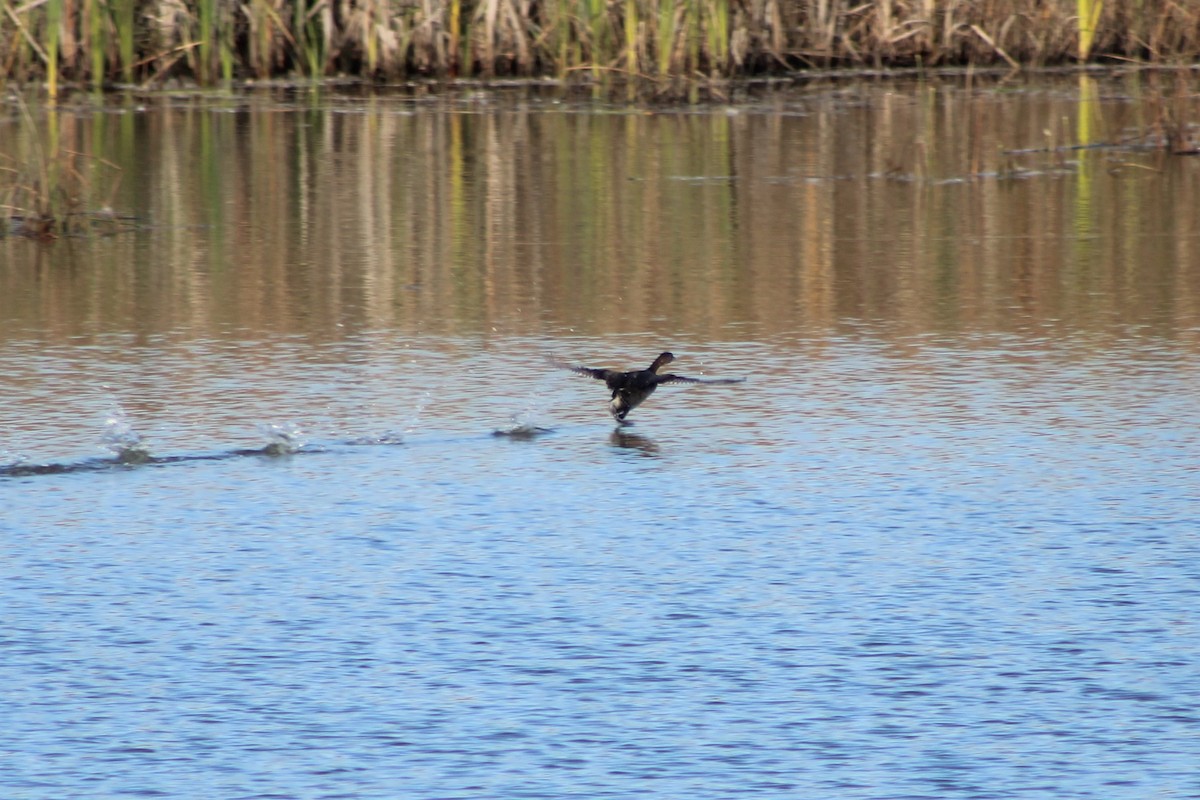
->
557 351 745 422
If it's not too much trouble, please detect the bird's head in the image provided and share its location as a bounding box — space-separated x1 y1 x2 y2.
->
649 352 675 372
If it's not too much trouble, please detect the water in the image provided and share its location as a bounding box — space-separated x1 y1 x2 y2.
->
3 75 1200 799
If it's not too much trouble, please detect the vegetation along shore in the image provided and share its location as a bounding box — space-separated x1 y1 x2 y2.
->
1 0 1197 97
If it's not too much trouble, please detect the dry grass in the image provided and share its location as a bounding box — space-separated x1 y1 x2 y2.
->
2 0 1200 90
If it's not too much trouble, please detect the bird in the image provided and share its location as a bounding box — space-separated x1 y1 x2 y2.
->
556 351 745 422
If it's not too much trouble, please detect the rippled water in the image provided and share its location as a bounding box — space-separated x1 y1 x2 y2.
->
4 331 1198 799
3 77 1200 799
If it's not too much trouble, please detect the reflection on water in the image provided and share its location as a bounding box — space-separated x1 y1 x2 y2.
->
2 74 1200 345
609 427 660 455
2 76 1199 800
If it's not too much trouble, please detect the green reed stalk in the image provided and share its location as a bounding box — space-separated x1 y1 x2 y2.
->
705 0 728 75
295 0 321 76
113 0 134 83
573 0 591 73
197 0 215 83
657 0 676 76
449 0 462 73
586 0 606 76
44 0 61 100
684 0 700 74
568 0 587 73
86 0 105 90
366 0 379 74
220 2 235 83
623 0 638 74
1077 0 1102 61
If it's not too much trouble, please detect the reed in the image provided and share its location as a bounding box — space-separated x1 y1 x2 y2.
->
1077 0 1103 61
85 0 105 90
294 0 324 78
247 0 279 79
114 0 135 83
624 0 638 76
44 0 62 100
6 0 1200 90
655 0 675 76
197 0 216 84
705 0 728 74
1 92 125 239
220 1 236 82
586 0 611 79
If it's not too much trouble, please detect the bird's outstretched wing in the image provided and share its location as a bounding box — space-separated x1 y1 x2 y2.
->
658 375 746 386
550 358 617 382
572 366 617 381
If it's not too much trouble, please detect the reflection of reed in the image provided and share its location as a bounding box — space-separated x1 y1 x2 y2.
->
4 83 1200 347
1072 75 1100 271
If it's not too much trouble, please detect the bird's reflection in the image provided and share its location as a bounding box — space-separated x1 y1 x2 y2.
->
609 428 659 455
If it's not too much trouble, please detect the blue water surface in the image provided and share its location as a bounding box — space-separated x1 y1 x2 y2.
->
3 332 1198 799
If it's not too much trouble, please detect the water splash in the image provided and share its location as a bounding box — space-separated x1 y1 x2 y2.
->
403 391 433 433
492 412 554 439
347 431 405 446
0 450 30 470
102 408 152 464
257 422 305 456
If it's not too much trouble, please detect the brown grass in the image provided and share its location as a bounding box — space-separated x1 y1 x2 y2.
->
2 0 1199 90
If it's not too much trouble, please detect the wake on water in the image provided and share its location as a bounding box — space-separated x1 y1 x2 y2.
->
1 415 396 479
3 383 585 480
1 410 556 479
